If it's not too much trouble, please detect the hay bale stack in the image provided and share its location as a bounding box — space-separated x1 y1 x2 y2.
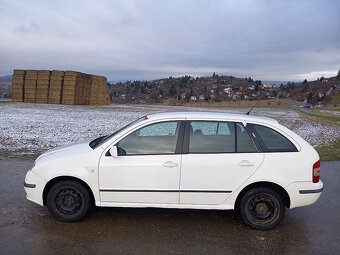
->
48 70 64 104
89 75 109 105
74 73 88 105
12 69 25 102
12 69 110 105
24 70 38 103
61 71 79 105
36 70 50 104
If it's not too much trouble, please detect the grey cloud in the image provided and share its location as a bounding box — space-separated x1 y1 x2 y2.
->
0 0 339 80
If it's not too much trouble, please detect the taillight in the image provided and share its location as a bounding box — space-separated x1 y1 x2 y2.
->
313 160 321 183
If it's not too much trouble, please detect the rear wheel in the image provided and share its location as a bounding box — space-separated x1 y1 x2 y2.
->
239 187 285 230
47 180 91 222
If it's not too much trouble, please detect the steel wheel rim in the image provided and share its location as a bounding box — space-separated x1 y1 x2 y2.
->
55 188 82 215
245 193 279 225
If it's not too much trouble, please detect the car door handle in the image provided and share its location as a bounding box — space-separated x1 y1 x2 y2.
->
162 161 178 168
239 160 255 167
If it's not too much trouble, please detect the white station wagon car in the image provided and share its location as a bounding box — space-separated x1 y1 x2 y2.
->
25 112 323 229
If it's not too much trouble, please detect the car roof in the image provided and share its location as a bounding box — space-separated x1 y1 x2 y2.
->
146 111 278 124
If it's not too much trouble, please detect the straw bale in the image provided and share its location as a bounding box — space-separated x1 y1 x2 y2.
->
25 74 38 79
62 95 75 100
48 98 61 104
37 84 49 90
36 90 49 96
24 79 37 85
26 70 38 75
62 91 76 96
48 93 61 99
13 74 24 78
63 76 77 82
38 70 50 75
62 98 75 105
52 70 64 76
49 88 62 93
24 98 36 103
37 75 50 80
49 80 63 85
12 77 24 83
12 95 23 100
37 80 49 85
24 94 35 99
12 87 23 93
50 76 63 81
14 70 25 75
24 84 37 90
63 80 76 86
12 98 23 102
91 75 107 82
63 85 76 91
65 71 79 76
36 98 48 104
12 83 24 89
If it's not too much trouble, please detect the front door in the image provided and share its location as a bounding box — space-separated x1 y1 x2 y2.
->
180 121 264 205
99 120 184 204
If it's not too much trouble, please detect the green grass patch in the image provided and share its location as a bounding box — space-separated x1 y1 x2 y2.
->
296 109 340 126
0 148 42 161
316 139 340 161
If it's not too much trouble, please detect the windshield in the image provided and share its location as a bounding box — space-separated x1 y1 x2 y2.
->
89 116 148 149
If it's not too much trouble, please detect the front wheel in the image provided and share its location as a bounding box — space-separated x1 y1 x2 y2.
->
47 180 91 222
239 187 285 230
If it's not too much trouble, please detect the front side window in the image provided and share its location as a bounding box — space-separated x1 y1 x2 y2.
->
117 121 180 155
249 124 297 152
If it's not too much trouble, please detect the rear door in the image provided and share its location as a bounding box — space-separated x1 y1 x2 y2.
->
180 120 264 205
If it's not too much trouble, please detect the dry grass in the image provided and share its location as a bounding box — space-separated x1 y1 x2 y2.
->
168 98 303 109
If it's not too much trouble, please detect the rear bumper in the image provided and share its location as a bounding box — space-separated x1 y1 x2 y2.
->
24 170 46 206
286 180 323 209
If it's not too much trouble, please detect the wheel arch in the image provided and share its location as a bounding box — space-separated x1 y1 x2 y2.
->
43 176 96 206
234 181 291 211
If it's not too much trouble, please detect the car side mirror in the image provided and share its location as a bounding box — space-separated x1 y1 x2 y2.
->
109 146 118 158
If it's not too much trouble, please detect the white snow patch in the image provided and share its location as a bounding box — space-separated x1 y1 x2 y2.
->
0 103 339 155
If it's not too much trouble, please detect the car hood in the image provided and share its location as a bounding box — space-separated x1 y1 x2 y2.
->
35 139 92 163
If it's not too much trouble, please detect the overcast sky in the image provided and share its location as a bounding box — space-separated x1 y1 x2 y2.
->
0 0 339 81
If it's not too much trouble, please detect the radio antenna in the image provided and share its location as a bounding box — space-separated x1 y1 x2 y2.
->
246 100 259 115
246 106 255 115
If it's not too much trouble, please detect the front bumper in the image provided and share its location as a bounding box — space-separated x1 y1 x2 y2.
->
24 170 47 206
286 180 324 209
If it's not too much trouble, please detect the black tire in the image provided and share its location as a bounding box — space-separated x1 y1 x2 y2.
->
239 187 285 230
47 180 91 222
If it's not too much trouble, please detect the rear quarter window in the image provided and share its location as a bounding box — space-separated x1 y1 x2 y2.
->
248 124 297 152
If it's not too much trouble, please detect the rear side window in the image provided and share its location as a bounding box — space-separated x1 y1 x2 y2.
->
189 121 236 153
249 124 297 152
188 121 257 153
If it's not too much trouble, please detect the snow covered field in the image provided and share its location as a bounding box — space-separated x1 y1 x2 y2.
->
0 102 339 157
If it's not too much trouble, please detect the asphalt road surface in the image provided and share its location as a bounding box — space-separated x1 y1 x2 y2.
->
0 160 339 255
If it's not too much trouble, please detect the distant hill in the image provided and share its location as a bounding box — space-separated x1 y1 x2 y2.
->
0 75 12 82
108 72 340 105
